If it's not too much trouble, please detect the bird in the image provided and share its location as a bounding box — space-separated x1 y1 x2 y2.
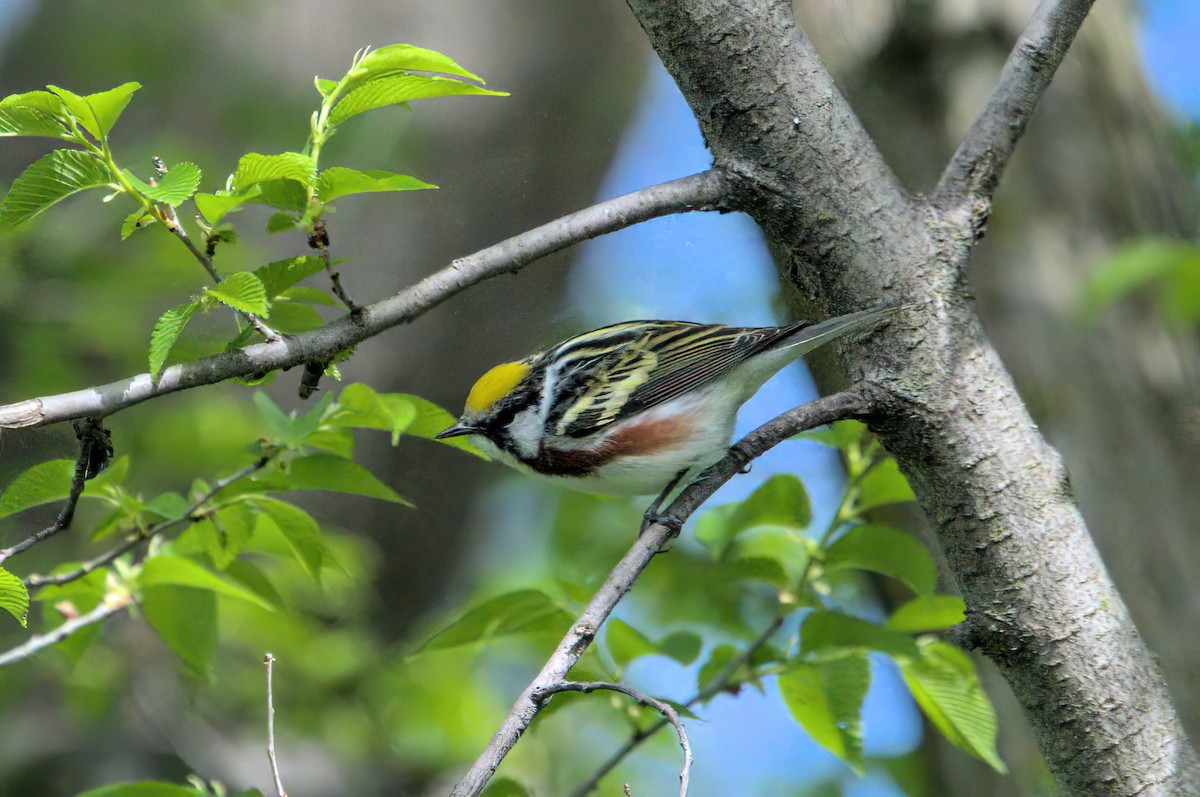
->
437 306 899 510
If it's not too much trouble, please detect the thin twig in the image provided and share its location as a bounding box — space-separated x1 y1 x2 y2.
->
933 0 1096 230
538 680 691 797
264 653 288 797
448 387 873 797
0 418 110 564
309 218 358 313
0 171 727 430
571 615 785 796
23 456 270 588
0 594 130 669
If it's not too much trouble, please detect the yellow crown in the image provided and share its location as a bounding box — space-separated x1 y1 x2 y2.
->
465 361 531 413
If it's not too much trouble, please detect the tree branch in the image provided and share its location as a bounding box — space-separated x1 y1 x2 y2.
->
538 680 692 797
0 170 726 430
571 615 785 796
449 387 872 797
933 0 1096 228
263 652 289 797
0 594 130 669
0 418 110 565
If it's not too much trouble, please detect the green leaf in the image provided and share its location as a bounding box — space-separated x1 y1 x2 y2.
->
697 644 739 692
149 301 200 380
0 567 29 627
394 393 489 458
281 285 339 306
328 383 418 444
1081 239 1199 317
78 781 207 797
858 458 916 511
46 81 141 139
198 503 257 570
123 162 201 206
800 609 917 658
0 459 74 518
253 179 310 213
899 640 1006 772
206 272 269 317
727 525 809 584
247 496 325 578
265 212 297 233
350 43 487 84
317 167 435 203
0 101 67 138
329 74 507 126
658 630 703 666
121 207 156 239
0 149 111 229
232 152 317 190
143 585 217 677
607 619 659 668
253 391 333 448
794 420 867 450
778 651 870 772
254 256 326 298
139 555 276 612
697 475 811 557
267 301 324 334
480 777 530 797
824 524 937 595
886 595 966 633
194 186 261 226
418 589 572 652
257 453 411 505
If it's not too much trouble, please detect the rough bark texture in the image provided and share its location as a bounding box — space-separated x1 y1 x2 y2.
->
625 0 1198 793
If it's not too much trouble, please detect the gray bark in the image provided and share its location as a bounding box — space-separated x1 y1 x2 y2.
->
625 0 1198 793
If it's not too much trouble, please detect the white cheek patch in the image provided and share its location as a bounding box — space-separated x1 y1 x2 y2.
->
507 407 543 459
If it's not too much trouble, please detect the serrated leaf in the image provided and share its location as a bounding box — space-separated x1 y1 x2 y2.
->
123 162 201 206
140 555 276 612
418 589 572 652
0 459 75 518
247 496 325 578
899 640 1006 772
47 81 141 139
78 781 208 797
0 89 66 116
143 585 217 677
317 167 435 203
329 74 507 126
255 453 411 505
858 458 916 511
350 43 487 84
206 272 269 317
392 392 489 458
824 524 937 595
607 618 659 668
886 595 966 633
232 152 316 190
800 609 917 658
194 186 261 226
0 567 29 627
778 651 870 772
0 102 67 138
254 255 325 298
149 301 200 380
0 148 112 229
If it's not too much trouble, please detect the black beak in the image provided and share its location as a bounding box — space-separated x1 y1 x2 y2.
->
435 422 481 440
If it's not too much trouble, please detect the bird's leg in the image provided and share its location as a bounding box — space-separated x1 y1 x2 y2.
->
641 469 689 536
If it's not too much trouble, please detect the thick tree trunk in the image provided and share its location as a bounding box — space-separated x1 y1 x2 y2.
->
625 0 1198 793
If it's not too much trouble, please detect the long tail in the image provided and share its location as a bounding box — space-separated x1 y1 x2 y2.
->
781 305 905 355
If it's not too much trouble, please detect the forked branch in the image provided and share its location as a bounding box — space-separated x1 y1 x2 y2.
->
449 387 873 797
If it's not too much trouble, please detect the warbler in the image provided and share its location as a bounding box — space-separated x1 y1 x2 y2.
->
437 306 898 499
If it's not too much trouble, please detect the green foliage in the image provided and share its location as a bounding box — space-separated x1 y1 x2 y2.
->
0 567 29 627
418 589 573 653
778 651 870 773
0 149 112 228
46 82 141 139
122 162 202 207
317 166 435 202
824 524 936 595
1081 238 1200 327
480 778 531 797
149 302 200 379
77 783 208 797
205 272 270 317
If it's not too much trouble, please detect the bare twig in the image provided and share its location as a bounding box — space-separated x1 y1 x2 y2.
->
0 594 130 669
264 653 288 797
23 456 270 588
572 615 785 796
449 387 873 797
0 418 110 564
933 0 1096 230
538 680 691 797
309 218 358 313
0 171 726 430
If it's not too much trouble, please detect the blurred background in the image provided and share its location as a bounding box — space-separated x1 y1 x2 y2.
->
0 1 1195 795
